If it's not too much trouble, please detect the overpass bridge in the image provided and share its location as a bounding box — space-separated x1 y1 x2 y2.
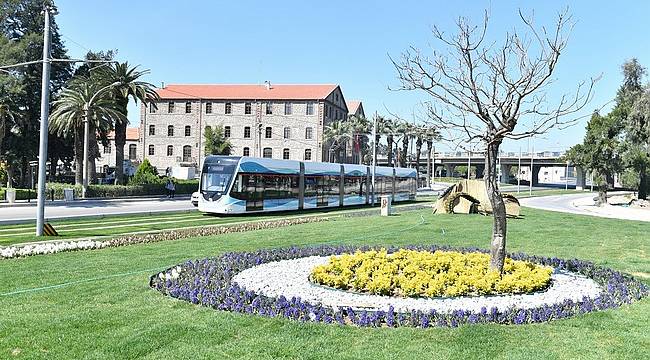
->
376 150 588 189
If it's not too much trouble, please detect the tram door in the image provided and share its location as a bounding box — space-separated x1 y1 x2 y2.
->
316 176 328 207
245 174 264 211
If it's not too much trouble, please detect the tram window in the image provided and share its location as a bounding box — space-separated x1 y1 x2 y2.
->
201 165 233 192
344 176 363 196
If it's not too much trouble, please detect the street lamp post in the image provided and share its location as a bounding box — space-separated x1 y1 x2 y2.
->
371 113 377 205
81 81 121 198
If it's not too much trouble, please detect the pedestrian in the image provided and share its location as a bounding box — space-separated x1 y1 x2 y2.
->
165 178 176 198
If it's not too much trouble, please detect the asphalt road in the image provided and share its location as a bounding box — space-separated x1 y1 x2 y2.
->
518 192 595 216
0 196 195 224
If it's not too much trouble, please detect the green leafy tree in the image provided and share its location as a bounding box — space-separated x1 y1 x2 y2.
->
565 112 623 206
204 125 232 156
130 158 159 185
1 0 73 187
99 62 159 185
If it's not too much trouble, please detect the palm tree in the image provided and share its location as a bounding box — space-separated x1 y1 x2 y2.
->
99 62 158 184
347 115 370 164
423 126 440 187
382 118 397 167
396 120 414 167
49 77 126 185
371 115 389 167
323 120 350 162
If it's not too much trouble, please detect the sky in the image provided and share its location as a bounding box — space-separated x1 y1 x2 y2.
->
54 0 650 152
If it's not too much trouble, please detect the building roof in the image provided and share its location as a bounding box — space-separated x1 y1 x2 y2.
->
156 84 340 100
346 100 362 115
107 127 140 141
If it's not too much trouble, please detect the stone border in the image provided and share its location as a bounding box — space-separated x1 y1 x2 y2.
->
233 256 602 314
150 245 648 327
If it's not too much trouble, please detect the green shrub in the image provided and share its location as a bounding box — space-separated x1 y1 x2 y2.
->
1 187 40 201
130 159 160 185
2 180 199 201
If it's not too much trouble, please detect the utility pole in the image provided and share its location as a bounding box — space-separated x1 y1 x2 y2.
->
370 113 377 204
431 146 435 186
35 5 55 236
467 151 471 179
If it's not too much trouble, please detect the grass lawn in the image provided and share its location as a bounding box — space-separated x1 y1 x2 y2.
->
0 200 433 246
1 207 648 359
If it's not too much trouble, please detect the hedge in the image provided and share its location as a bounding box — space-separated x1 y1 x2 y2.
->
1 180 198 201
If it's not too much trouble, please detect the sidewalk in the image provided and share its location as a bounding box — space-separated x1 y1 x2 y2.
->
0 194 191 208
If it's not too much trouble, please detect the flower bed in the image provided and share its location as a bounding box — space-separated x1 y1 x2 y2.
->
0 217 327 260
150 245 648 327
310 249 552 297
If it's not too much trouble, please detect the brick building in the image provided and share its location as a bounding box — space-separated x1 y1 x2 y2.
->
139 83 351 171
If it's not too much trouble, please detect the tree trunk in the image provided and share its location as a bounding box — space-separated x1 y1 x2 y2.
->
6 164 13 188
49 159 57 182
596 174 608 206
114 119 127 185
401 136 409 167
74 125 83 185
638 166 647 200
485 141 507 273
387 136 393 167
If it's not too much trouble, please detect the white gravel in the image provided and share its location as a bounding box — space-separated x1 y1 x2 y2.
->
233 256 604 313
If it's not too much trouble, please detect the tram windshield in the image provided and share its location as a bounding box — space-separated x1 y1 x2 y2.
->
200 163 237 196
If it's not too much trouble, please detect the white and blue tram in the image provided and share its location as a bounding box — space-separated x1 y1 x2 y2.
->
198 156 417 214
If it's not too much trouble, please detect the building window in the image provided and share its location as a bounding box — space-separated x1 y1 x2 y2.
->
263 147 272 158
149 125 155 136
205 102 212 114
129 144 137 160
283 127 291 139
184 125 191 136
335 93 339 102
224 126 231 138
103 145 111 154
167 125 174 137
305 127 313 139
182 145 192 162
148 145 155 156
284 103 292 115
304 149 312 161
243 147 250 157
306 102 314 115
225 102 232 114
185 101 192 113
283 148 290 160
244 126 251 138
245 102 252 114
168 102 174 113
265 102 273 114
149 103 156 113
265 126 272 138
167 145 173 156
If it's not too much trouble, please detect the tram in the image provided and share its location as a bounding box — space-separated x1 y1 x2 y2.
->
198 156 417 214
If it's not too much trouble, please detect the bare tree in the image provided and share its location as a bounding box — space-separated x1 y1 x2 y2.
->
392 8 597 273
